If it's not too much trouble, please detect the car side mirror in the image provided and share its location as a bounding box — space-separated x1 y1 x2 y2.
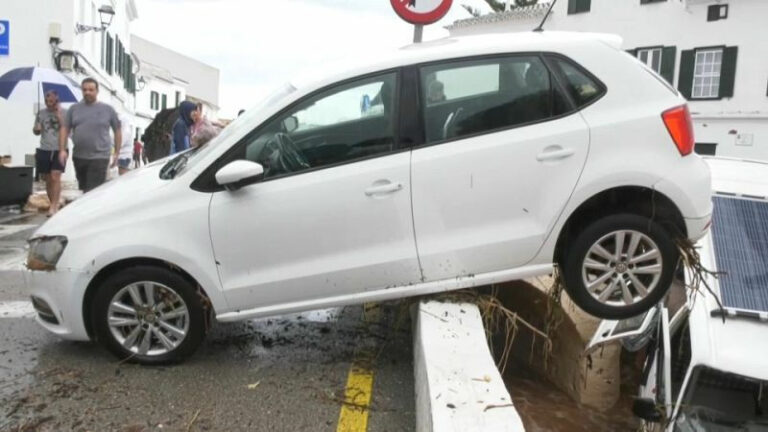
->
282 116 298 133
215 160 264 190
632 398 663 423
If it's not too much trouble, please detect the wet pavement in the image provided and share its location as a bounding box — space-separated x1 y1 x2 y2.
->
0 209 415 432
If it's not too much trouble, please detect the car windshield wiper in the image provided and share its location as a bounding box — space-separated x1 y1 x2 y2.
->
159 148 198 180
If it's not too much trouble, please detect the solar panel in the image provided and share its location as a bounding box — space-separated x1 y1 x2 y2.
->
710 196 768 313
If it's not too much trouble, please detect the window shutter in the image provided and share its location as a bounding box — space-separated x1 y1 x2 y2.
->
101 32 106 69
719 46 737 98
660 46 676 85
107 35 114 75
568 0 577 14
678 49 695 99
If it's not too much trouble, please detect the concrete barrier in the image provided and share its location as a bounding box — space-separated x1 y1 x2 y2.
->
414 300 526 432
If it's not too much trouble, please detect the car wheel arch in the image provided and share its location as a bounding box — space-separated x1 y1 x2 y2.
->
82 257 214 340
553 185 686 267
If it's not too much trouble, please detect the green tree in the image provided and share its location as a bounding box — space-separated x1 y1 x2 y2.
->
462 0 540 17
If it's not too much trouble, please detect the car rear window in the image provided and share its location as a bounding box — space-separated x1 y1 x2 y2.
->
547 56 605 107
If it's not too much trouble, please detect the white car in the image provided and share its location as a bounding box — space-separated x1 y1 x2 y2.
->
590 157 768 430
25 31 712 364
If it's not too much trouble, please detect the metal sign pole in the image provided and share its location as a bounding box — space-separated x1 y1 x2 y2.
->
413 24 423 43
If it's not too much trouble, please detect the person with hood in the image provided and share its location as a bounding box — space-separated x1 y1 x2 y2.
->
171 101 199 155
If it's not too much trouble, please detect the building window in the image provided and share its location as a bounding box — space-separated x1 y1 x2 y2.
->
640 0 666 4
638 48 663 74
175 91 181 107
694 143 717 156
679 46 737 100
707 4 728 21
150 91 159 110
692 49 722 98
567 0 590 14
161 94 167 110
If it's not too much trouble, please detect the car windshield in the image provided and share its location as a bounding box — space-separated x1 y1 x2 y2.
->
674 367 768 432
160 82 297 179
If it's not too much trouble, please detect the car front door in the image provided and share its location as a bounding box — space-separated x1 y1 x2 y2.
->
207 71 422 312
411 54 593 281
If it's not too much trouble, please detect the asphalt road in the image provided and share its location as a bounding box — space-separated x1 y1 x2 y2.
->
0 210 415 432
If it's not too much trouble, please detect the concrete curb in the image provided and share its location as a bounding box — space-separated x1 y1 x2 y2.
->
414 300 526 432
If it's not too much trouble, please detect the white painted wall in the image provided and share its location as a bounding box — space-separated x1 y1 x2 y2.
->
131 35 220 118
448 0 768 161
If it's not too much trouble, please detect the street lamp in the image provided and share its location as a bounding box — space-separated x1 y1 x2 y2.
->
75 5 115 34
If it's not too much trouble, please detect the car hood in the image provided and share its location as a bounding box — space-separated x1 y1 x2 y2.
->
34 163 175 238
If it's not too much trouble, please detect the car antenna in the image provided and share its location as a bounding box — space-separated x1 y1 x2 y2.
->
533 0 558 32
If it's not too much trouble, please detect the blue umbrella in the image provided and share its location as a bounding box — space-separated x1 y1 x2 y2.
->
0 66 82 105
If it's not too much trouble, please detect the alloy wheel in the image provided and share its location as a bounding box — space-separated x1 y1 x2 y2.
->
107 281 190 356
581 230 663 306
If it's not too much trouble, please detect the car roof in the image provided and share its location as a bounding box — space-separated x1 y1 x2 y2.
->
688 157 768 381
291 31 622 92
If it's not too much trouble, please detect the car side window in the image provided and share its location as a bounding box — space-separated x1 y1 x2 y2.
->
419 55 570 144
547 57 603 107
236 72 398 180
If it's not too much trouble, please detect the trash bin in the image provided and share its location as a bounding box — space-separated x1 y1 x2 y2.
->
0 166 34 206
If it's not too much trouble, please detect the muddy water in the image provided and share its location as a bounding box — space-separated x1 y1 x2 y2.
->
503 356 642 432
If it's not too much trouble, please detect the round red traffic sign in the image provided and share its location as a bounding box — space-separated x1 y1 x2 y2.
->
390 0 453 25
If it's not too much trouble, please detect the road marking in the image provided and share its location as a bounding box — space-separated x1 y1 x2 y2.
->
336 303 381 432
0 301 36 319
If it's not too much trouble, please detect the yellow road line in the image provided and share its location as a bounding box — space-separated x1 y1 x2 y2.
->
336 303 381 432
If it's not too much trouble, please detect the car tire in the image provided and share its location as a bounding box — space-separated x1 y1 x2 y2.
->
91 265 207 365
561 214 679 320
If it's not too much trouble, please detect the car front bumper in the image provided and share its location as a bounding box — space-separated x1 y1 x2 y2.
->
23 267 92 341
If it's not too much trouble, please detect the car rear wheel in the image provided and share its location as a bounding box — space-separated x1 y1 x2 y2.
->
91 266 206 365
562 214 679 319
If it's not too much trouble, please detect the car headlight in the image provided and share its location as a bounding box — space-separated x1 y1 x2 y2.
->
27 236 68 271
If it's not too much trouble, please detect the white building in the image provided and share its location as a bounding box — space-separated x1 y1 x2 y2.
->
131 35 220 138
0 0 139 179
448 0 768 160
130 54 188 142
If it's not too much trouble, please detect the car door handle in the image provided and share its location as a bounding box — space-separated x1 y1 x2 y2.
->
365 182 403 196
536 147 575 162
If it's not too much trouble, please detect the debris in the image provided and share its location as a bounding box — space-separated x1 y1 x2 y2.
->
186 409 201 432
483 403 515 412
247 381 261 390
471 375 492 383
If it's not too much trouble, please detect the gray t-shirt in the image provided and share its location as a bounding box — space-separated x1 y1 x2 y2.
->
65 101 120 160
35 108 66 151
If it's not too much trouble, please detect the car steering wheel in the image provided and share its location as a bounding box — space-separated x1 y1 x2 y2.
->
260 132 310 177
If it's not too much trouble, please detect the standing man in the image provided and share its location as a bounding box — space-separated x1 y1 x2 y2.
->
133 138 142 168
58 78 121 192
33 90 66 216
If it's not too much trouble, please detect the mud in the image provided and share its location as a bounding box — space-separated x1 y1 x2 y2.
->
0 304 414 432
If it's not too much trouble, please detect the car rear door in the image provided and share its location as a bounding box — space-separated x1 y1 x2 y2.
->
410 54 592 281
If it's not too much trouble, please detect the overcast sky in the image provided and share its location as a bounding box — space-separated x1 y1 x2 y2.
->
131 0 492 118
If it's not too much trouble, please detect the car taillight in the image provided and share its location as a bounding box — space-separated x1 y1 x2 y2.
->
662 105 694 156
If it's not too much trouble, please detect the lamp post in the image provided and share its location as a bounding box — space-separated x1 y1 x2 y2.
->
75 5 115 34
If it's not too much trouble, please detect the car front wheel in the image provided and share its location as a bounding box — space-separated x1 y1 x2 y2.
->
91 266 207 365
562 214 679 320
